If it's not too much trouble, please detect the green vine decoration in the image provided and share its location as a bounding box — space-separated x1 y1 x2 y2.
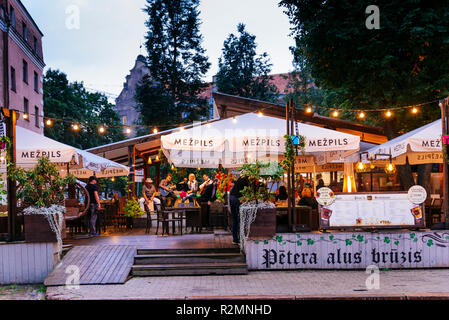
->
281 134 306 171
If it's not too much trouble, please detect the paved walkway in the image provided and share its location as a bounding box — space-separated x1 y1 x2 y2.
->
46 269 449 300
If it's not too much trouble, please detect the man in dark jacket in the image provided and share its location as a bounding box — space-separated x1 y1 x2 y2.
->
198 179 219 230
229 176 249 244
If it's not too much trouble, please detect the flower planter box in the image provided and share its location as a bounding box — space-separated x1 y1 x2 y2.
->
248 208 276 238
24 215 58 243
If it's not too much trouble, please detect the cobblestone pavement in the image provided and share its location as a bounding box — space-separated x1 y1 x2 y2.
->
46 269 449 300
0 285 46 300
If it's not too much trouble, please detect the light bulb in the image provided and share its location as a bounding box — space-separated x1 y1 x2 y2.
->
148 158 152 165
23 113 29 120
72 124 80 131
126 128 132 135
358 112 365 119
153 128 158 134
306 107 313 113
332 110 339 118
411 107 418 114
258 111 263 117
45 119 53 126
99 126 106 134
385 110 392 118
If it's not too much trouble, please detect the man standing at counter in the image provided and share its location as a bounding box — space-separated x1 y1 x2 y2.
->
229 175 249 245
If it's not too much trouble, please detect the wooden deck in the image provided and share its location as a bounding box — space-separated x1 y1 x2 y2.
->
45 230 236 286
44 245 136 286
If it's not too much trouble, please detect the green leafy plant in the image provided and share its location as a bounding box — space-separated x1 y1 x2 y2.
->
281 134 306 171
239 161 284 204
8 157 76 208
123 198 145 218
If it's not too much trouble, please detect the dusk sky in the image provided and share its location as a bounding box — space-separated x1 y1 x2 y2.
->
21 0 295 99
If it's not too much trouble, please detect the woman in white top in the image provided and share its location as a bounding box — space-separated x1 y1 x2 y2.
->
182 173 199 204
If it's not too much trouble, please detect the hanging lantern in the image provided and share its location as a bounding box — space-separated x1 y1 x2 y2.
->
171 164 175 171
147 158 152 165
385 162 396 174
355 161 366 173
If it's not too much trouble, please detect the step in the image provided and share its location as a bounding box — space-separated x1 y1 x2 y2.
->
134 253 245 265
132 262 248 276
136 247 241 255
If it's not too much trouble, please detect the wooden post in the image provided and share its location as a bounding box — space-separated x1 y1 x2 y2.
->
127 145 136 199
155 161 161 188
290 101 296 227
2 108 17 241
440 97 449 229
286 99 292 229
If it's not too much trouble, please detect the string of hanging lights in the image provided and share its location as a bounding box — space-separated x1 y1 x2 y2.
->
11 98 441 137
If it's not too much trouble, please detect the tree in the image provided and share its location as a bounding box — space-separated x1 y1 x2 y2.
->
282 54 325 111
280 0 449 191
44 69 125 149
215 23 279 102
137 0 211 135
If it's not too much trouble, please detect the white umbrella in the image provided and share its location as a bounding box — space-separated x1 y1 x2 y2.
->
161 113 361 168
10 126 129 177
363 119 442 165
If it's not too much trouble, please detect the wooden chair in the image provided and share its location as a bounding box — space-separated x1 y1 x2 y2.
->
155 202 183 236
113 197 128 230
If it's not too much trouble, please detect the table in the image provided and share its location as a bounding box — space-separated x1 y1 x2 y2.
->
165 207 201 233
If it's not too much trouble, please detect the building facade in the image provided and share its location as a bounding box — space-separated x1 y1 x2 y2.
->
0 0 45 134
115 55 150 137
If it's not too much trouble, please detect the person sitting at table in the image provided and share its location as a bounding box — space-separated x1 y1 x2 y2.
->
142 178 161 213
182 173 199 204
297 186 318 209
177 177 189 192
159 174 177 207
276 186 288 201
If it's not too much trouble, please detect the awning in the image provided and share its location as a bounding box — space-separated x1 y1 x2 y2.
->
161 113 361 168
363 119 443 165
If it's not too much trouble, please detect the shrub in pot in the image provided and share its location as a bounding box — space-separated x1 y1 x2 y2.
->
8 157 75 258
123 197 145 229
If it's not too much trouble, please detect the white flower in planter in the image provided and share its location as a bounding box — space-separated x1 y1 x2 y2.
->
23 205 66 261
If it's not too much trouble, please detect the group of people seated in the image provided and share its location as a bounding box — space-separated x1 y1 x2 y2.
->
275 184 318 209
141 172 220 214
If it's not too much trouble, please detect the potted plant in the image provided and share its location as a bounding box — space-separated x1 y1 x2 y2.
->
123 197 145 229
238 161 284 245
8 157 76 259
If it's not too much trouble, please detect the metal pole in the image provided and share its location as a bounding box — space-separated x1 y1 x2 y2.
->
291 101 296 227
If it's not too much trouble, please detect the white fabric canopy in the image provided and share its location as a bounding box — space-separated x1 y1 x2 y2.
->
363 119 443 165
161 113 361 168
11 126 129 177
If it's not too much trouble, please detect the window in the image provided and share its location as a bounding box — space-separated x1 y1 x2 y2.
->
33 37 39 54
10 67 16 92
10 6 15 29
34 71 38 92
24 98 29 120
122 116 127 125
23 60 28 84
34 106 39 128
22 22 28 41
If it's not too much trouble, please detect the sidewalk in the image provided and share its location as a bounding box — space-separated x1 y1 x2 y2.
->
46 269 449 300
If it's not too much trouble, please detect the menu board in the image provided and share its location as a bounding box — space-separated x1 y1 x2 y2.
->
319 193 425 228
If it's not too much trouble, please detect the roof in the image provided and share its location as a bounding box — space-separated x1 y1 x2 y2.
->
212 92 387 144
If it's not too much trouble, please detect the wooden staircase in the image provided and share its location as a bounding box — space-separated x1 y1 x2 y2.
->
132 248 248 276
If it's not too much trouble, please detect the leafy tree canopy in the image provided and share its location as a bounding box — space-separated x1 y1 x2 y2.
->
137 0 211 135
280 0 449 136
216 23 279 103
43 69 125 149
